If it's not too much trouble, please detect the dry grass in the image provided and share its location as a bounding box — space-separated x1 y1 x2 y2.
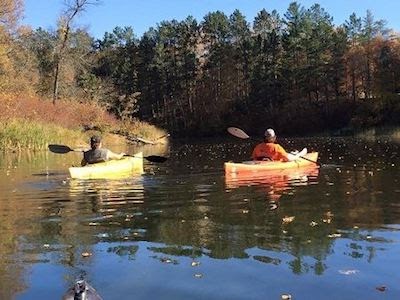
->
120 119 168 141
0 119 83 151
0 94 118 130
0 94 168 150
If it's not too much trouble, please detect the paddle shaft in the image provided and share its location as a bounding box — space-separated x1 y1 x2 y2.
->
48 144 167 163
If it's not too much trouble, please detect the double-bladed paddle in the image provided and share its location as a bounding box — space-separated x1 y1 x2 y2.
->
227 127 320 166
48 144 168 163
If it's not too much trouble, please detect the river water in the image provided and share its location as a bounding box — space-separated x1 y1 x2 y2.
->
0 136 400 300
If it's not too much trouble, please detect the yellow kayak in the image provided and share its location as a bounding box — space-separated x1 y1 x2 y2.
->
225 152 319 178
69 153 144 179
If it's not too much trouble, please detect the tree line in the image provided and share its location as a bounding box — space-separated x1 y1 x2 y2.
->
1 1 400 136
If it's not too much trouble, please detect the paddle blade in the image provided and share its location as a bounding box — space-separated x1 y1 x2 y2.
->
144 155 168 163
48 144 73 154
227 127 250 139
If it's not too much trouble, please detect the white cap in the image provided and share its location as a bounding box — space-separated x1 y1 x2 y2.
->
264 128 276 138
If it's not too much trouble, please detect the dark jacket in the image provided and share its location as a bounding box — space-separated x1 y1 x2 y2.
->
83 148 108 164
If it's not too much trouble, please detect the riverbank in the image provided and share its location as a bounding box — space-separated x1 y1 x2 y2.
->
0 95 168 151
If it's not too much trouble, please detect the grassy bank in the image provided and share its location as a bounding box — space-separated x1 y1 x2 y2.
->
0 119 82 151
0 95 167 151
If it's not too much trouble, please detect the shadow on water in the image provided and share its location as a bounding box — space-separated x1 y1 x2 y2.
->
0 136 400 299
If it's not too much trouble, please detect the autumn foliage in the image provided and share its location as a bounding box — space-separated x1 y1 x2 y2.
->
1 1 400 138
0 94 118 129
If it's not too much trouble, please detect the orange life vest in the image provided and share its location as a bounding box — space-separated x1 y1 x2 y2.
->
252 143 288 161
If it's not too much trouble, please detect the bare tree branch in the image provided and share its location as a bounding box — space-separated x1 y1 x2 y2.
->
52 0 101 104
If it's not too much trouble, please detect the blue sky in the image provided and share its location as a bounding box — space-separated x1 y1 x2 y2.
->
23 0 400 39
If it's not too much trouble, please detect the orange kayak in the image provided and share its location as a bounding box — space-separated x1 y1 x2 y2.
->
225 165 319 189
225 152 319 178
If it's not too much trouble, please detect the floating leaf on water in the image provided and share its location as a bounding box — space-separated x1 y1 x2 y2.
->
281 294 292 300
328 233 341 238
282 216 295 224
191 261 200 267
81 252 92 257
89 222 100 226
338 269 358 275
310 221 318 227
269 202 278 210
242 209 249 214
376 286 387 292
194 273 203 278
43 244 50 248
161 257 172 264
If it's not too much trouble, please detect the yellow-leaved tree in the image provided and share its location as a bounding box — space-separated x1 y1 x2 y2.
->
0 0 23 92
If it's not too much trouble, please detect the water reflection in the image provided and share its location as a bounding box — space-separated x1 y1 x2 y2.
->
225 165 320 205
0 137 400 299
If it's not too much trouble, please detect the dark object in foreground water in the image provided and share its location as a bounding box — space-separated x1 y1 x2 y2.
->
62 280 102 300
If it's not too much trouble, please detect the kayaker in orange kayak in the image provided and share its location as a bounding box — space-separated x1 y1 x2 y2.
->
252 128 307 161
81 135 126 166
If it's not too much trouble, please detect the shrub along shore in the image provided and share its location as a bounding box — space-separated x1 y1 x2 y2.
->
0 95 167 151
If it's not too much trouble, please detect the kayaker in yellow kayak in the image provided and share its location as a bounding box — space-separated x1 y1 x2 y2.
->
81 135 126 166
252 128 307 161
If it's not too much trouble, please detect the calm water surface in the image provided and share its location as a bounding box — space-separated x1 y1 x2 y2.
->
1 137 400 300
